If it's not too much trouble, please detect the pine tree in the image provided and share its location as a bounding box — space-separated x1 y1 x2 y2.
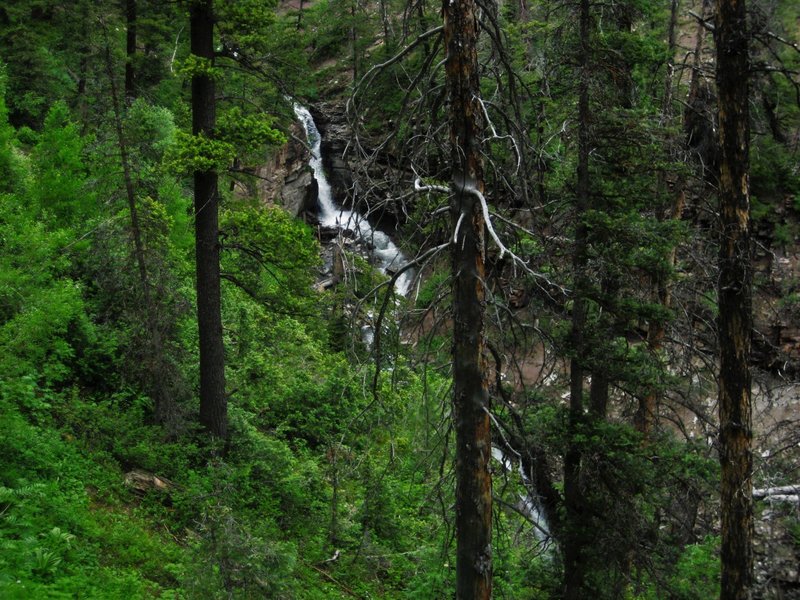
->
191 0 227 440
715 0 754 595
443 0 492 594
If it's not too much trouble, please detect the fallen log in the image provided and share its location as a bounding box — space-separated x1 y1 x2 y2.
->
753 485 800 499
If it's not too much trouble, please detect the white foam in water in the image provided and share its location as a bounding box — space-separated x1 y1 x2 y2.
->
293 104 412 296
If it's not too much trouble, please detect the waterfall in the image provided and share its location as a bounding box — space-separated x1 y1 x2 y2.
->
293 104 413 296
491 446 553 544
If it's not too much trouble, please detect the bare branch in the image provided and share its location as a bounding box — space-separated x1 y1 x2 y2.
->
348 26 445 112
414 177 450 194
688 10 715 31
476 96 521 173
363 241 453 399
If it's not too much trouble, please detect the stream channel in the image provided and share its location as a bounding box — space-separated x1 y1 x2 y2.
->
294 104 554 542
293 104 413 296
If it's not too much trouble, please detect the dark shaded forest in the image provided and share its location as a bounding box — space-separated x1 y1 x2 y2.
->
0 0 798 598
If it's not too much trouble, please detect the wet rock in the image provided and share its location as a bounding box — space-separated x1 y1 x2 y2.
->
311 103 354 205
309 102 408 234
253 121 319 221
282 167 319 220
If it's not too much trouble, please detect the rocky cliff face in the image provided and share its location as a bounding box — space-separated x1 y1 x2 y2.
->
252 104 395 230
254 120 320 221
310 101 407 235
310 103 354 209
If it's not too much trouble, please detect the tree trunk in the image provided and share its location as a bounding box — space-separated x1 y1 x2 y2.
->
715 0 754 596
563 0 590 595
443 0 492 595
684 0 713 183
686 0 711 117
102 21 175 426
191 0 227 440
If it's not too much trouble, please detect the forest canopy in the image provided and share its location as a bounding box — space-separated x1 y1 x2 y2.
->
0 0 798 598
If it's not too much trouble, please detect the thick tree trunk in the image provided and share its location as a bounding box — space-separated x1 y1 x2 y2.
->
715 0 753 596
443 0 492 595
563 0 590 596
589 371 609 419
564 0 590 600
191 0 227 440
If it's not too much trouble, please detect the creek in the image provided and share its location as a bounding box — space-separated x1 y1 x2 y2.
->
293 104 413 296
491 446 553 545
294 104 554 542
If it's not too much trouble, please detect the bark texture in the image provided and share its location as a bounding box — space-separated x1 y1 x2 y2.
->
443 0 492 595
191 0 227 440
715 0 754 596
563 0 590 595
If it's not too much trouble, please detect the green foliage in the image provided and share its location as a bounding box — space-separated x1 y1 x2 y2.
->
672 535 722 592
0 389 186 597
415 267 450 309
0 66 19 192
228 297 360 447
1 0 797 597
0 77 190 597
303 0 349 62
0 8 476 600
113 100 191 252
222 202 320 312
176 54 222 80
634 536 721 600
30 101 94 226
179 461 298 599
166 131 236 173
0 4 90 128
347 251 391 299
0 190 92 388
125 100 178 165
216 0 278 53
751 134 800 199
773 222 796 247
789 519 800 548
217 107 286 155
511 396 720 598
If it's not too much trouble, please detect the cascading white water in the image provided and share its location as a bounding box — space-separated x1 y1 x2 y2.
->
491 446 552 544
293 104 412 296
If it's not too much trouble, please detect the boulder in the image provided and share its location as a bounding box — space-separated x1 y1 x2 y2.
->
124 469 175 495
